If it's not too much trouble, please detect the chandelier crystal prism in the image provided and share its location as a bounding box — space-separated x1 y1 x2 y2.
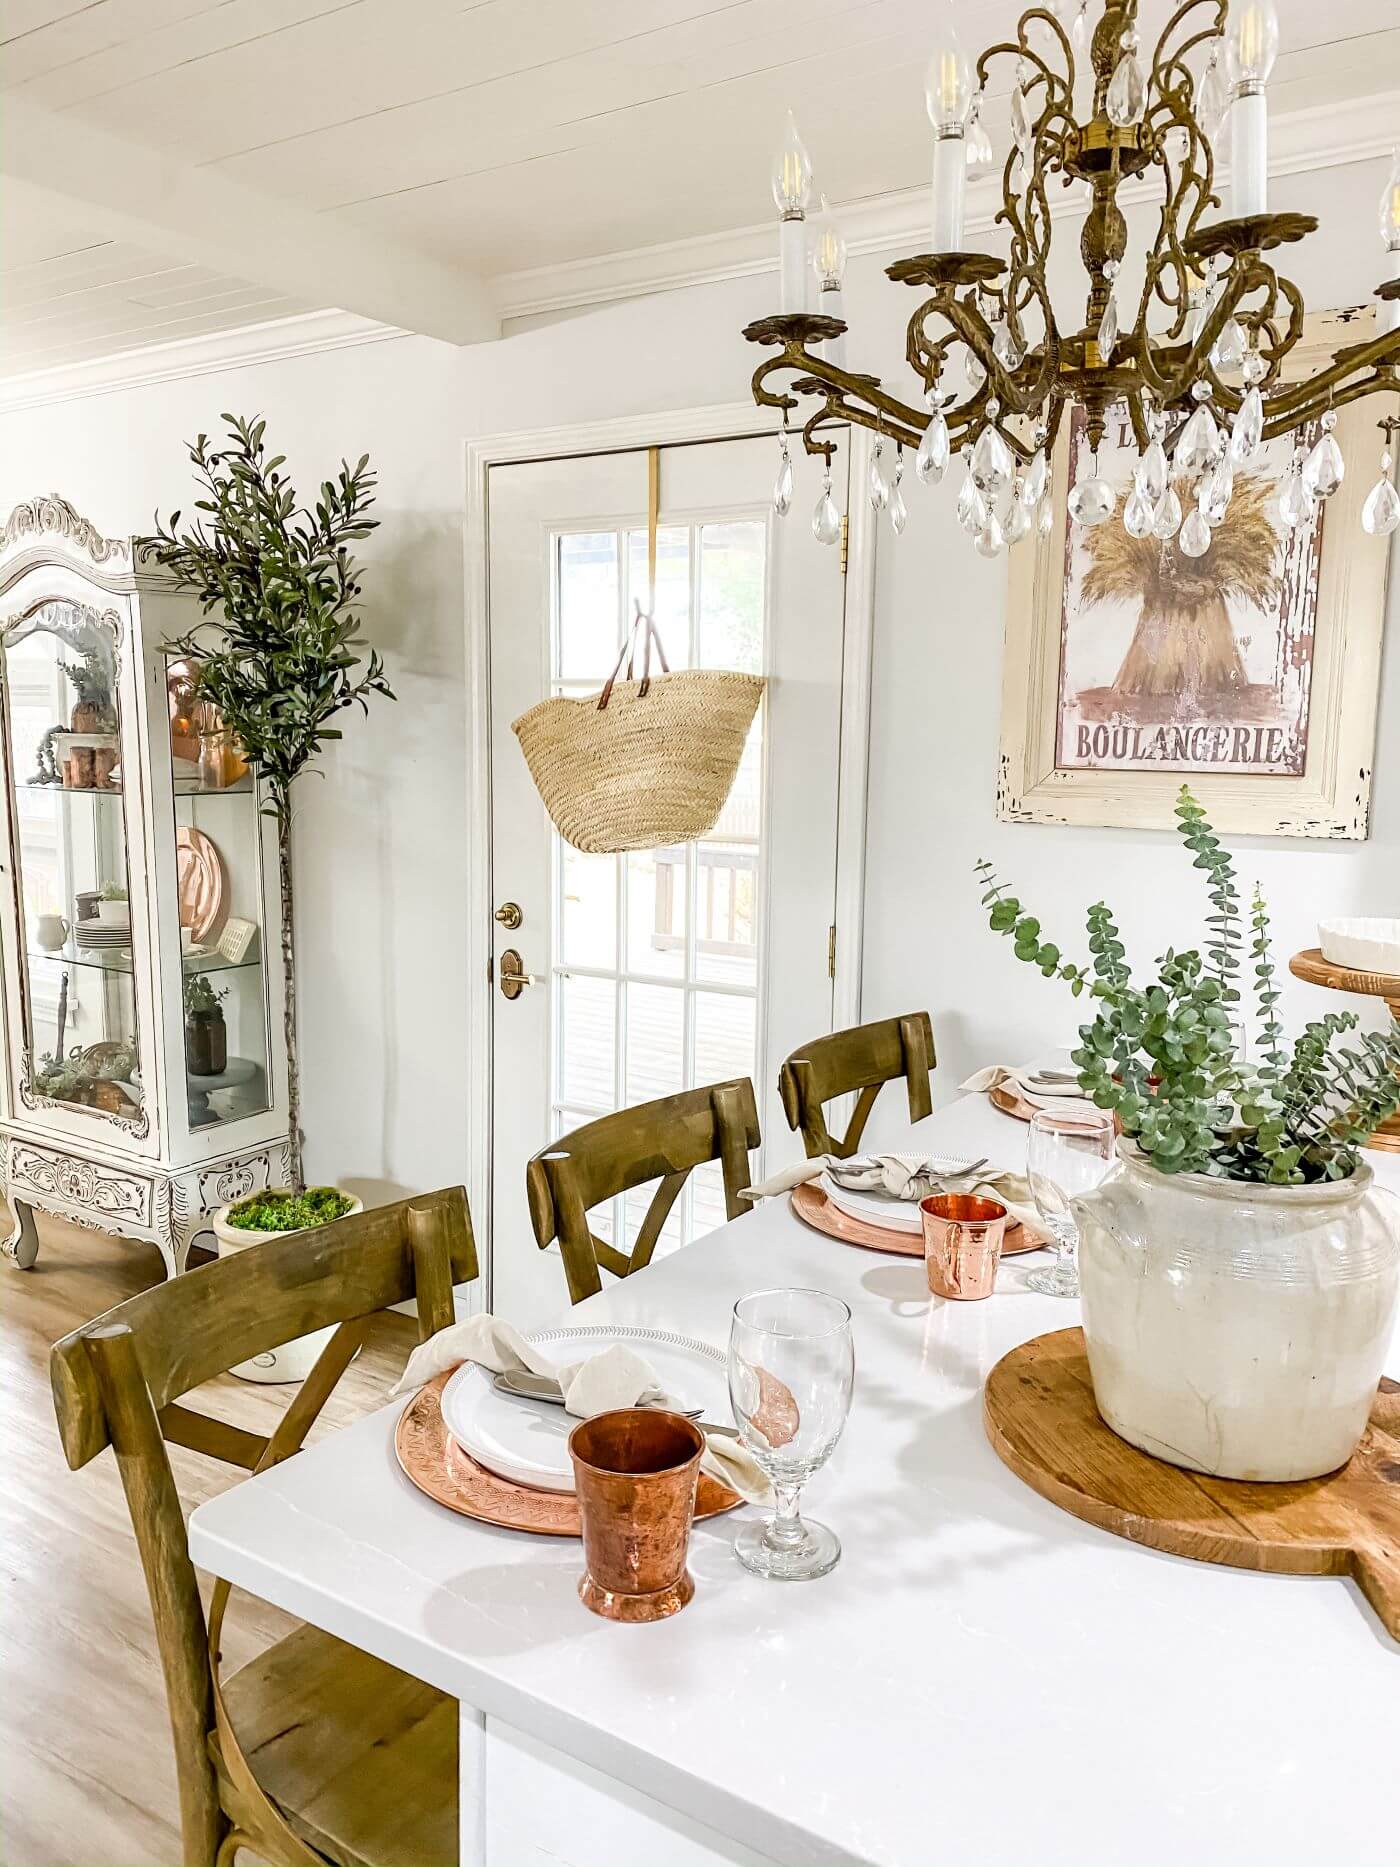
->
744 0 1400 555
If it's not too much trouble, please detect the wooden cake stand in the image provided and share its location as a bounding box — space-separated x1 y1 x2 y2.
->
1289 947 1400 1153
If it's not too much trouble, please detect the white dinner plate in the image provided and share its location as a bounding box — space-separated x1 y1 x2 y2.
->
819 1170 923 1234
439 1324 730 1494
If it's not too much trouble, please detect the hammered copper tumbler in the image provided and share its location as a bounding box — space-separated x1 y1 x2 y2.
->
567 1409 706 1623
921 1192 1009 1300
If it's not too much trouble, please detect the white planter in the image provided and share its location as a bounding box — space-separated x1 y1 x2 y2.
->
213 1190 363 1384
1073 1144 1400 1482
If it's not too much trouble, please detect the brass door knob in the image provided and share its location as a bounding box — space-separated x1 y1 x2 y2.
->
498 949 538 1000
494 900 523 930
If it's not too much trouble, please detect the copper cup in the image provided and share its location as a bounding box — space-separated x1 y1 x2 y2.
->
567 1409 705 1623
921 1193 1009 1300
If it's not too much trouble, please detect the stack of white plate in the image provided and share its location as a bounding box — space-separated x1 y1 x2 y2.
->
439 1323 728 1493
819 1172 923 1234
74 920 130 951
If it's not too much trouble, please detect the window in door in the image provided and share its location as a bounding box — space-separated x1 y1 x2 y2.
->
550 516 767 1254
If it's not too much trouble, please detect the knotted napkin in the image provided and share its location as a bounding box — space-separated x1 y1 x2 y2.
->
393 1313 770 1504
743 1151 1043 1234
959 1063 1094 1115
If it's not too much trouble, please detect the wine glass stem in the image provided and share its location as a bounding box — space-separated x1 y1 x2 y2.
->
764 1479 806 1551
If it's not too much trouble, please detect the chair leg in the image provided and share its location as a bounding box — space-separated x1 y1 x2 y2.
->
216 1830 252 1867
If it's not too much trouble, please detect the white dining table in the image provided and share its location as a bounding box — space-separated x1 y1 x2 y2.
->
188 1092 1400 1867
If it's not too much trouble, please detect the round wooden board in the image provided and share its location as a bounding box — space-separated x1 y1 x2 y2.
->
789 1179 1045 1255
984 1328 1400 1641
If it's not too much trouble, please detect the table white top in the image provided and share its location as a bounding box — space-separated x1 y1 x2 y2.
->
189 1095 1400 1867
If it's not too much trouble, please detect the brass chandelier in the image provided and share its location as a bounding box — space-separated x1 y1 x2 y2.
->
744 0 1400 559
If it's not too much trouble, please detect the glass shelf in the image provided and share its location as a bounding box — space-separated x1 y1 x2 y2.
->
14 777 255 799
28 945 263 978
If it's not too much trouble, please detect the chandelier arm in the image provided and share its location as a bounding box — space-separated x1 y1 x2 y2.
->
770 346 930 440
799 404 844 462
749 354 801 418
1136 259 1264 406
1257 371 1400 443
974 17 1075 106
807 392 923 455
1147 0 1229 99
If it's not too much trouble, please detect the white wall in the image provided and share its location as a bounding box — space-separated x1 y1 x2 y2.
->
1 151 1394 1196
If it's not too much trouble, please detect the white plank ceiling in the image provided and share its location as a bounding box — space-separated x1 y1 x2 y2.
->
2 0 1397 374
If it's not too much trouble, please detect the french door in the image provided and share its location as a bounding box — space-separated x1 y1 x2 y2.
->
484 434 850 1326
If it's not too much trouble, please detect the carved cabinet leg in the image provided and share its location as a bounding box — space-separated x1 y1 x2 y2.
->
2 1195 40 1270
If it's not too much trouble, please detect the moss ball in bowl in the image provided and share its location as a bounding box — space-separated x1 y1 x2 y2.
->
225 1186 355 1233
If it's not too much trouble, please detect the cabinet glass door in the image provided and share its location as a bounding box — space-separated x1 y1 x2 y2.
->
167 660 272 1132
2 602 144 1128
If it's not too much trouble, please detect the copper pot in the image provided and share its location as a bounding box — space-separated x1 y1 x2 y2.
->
567 1409 705 1623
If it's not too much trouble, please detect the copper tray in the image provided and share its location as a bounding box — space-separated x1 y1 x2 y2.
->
394 1371 742 1535
790 1180 1044 1255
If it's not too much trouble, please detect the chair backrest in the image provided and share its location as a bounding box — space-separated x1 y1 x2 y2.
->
49 1187 477 1867
526 1078 760 1304
779 1012 936 1158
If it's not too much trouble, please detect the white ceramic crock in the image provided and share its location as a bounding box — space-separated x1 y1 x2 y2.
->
1073 1143 1400 1482
213 1189 363 1384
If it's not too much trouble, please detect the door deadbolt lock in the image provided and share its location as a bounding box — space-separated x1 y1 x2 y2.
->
498 949 538 1000
494 900 523 930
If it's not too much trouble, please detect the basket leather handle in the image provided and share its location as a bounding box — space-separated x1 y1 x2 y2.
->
598 445 668 711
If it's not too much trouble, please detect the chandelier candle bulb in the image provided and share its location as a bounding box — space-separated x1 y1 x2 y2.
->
812 195 848 364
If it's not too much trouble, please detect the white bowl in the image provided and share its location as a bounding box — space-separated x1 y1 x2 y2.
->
1318 917 1400 977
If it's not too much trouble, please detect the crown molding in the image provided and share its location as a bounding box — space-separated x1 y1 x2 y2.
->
494 88 1400 323
0 309 411 415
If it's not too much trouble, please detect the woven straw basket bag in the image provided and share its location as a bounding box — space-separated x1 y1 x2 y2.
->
512 607 764 855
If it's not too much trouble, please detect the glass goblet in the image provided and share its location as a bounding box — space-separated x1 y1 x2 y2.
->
1025 1107 1116 1299
727 1287 854 1581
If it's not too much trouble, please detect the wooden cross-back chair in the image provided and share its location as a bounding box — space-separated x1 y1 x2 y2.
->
779 1011 936 1158
49 1188 477 1867
526 1078 760 1305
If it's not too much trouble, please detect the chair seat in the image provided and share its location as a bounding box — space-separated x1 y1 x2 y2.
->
213 1621 457 1867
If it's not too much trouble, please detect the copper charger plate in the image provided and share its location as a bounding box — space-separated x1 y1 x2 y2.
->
395 1371 742 1534
790 1179 1044 1255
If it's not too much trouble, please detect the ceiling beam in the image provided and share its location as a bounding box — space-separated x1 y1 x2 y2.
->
0 94 497 346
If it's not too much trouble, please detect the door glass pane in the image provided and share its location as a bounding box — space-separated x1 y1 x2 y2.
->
694 838 759 989
625 846 686 980
625 983 685 1103
3 607 143 1128
559 974 615 1112
698 521 765 673
561 845 616 969
627 526 689 667
558 533 619 680
169 657 273 1130
693 991 756 1087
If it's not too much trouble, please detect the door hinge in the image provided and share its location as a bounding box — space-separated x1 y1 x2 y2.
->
839 514 849 576
827 924 837 978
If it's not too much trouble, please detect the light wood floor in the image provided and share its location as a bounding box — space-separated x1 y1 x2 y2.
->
0 1205 417 1867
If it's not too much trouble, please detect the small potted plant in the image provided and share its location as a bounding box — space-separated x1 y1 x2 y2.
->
978 786 1400 1482
183 973 228 1076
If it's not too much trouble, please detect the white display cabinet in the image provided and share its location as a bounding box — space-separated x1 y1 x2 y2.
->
0 497 290 1275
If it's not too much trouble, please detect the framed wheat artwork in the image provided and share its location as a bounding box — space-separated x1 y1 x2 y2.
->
999 309 1391 839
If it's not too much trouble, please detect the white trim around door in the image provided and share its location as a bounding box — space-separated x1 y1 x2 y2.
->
463 403 875 1300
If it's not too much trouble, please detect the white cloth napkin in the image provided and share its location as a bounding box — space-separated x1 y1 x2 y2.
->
393 1313 771 1504
743 1152 1043 1235
959 1063 1094 1114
